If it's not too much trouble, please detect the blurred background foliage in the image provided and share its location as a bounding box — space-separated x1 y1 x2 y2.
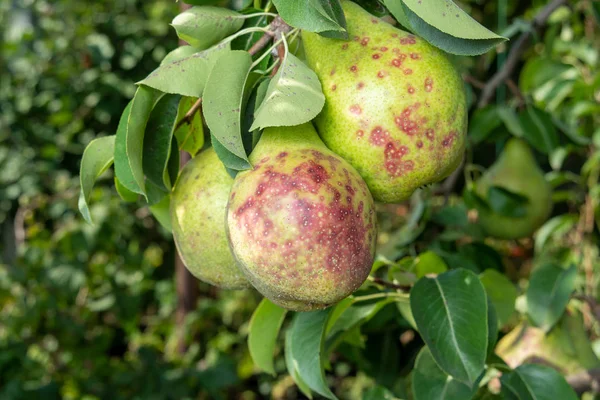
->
0 0 599 399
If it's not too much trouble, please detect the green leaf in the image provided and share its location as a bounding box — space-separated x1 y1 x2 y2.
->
410 269 488 385
114 177 138 203
250 48 325 131
78 136 115 224
519 106 560 154
384 0 506 56
526 263 577 331
486 296 498 357
145 179 169 206
287 310 337 399
148 194 172 232
414 251 448 278
362 385 400 400
285 328 313 399
114 101 142 194
534 214 578 253
138 44 229 97
479 269 518 328
161 45 202 65
203 50 252 168
412 347 475 400
468 106 502 144
171 7 244 49
486 186 529 218
143 94 181 191
500 364 578 400
175 97 205 157
125 85 165 198
248 299 287 375
210 134 252 172
272 0 347 38
497 107 525 138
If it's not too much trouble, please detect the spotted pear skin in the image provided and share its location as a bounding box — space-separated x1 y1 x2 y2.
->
302 1 467 203
475 138 552 239
226 124 377 311
171 147 250 289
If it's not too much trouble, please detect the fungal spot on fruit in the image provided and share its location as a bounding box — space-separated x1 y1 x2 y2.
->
353 36 360 41
357 82 365 90
380 46 388 52
391 54 406 67
425 77 433 92
394 103 421 136
350 65 358 73
356 130 364 138
361 37 370 46
417 140 423 148
330 68 336 76
341 43 349 50
407 85 415 94
425 128 435 141
410 53 421 60
369 130 414 178
404 68 413 75
369 126 388 146
392 33 398 38
371 18 379 24
349 104 362 115
277 152 288 159
372 53 381 60
377 70 388 78
331 84 337 91
442 131 458 147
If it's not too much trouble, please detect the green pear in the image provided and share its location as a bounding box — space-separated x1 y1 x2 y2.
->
475 138 552 239
302 1 467 203
226 123 377 311
171 147 250 289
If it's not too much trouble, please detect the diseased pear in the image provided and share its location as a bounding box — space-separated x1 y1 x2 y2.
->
226 123 377 311
302 1 467 203
475 138 552 239
171 147 250 289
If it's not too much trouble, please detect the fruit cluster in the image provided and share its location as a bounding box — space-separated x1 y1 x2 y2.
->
170 2 550 311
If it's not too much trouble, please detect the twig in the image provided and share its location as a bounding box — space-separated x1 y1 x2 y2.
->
247 31 274 56
271 41 286 77
478 0 568 108
566 368 600 395
506 79 526 108
175 98 202 130
368 276 411 291
463 74 485 89
433 158 465 203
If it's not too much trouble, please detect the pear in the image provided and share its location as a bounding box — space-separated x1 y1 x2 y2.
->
171 147 250 289
302 1 467 203
226 123 377 311
475 138 552 239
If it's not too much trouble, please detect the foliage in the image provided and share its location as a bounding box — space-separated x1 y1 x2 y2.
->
3 0 600 398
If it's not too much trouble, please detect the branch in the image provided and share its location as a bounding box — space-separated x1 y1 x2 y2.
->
175 98 202 130
368 276 411 292
566 368 600 395
478 0 567 108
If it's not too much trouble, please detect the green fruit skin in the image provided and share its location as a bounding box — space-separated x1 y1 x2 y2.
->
226 124 377 311
476 139 552 239
302 1 467 203
171 148 250 289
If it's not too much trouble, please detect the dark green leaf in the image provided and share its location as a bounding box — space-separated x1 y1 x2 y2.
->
203 50 252 168
285 328 313 399
114 177 138 203
487 186 529 218
171 7 244 49
287 310 337 399
126 85 165 198
468 106 502 145
210 134 252 171
412 347 475 400
143 94 181 191
250 45 325 130
486 296 498 357
526 263 577 331
248 299 287 375
78 136 115 224
410 269 488 385
479 269 517 328
362 385 399 400
500 364 578 400
272 0 347 38
138 44 229 97
114 101 142 194
384 0 506 56
519 106 560 154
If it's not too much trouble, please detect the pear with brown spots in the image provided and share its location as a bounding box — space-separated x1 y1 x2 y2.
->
226 123 377 311
302 1 467 203
171 147 250 289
